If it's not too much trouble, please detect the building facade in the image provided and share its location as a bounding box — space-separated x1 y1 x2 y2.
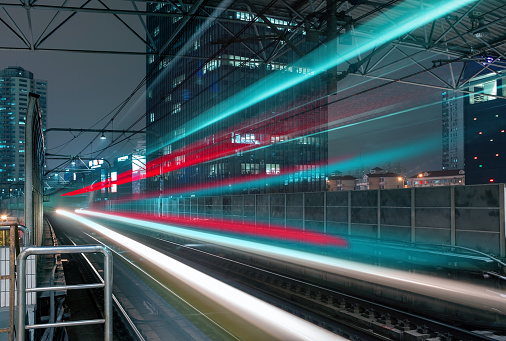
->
463 67 505 184
146 4 327 195
327 175 356 191
442 89 464 170
406 169 465 187
0 66 47 197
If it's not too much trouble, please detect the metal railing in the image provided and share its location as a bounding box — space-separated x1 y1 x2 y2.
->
0 222 20 340
16 245 113 341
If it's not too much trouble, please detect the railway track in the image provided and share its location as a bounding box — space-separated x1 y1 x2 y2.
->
51 215 239 341
52 214 505 340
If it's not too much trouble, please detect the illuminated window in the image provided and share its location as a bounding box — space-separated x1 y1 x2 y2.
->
469 78 497 104
150 113 154 122
173 103 181 114
173 74 185 87
266 164 280 175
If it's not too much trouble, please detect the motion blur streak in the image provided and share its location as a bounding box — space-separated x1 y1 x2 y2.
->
56 209 347 341
84 210 347 247
63 75 442 198
73 209 506 315
155 0 476 151
93 133 439 201
61 0 474 198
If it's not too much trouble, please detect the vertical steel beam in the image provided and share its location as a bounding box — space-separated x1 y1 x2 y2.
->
377 190 381 239
347 191 351 235
451 187 456 246
500 184 505 258
323 191 327 234
24 96 36 245
411 188 416 243
302 192 305 230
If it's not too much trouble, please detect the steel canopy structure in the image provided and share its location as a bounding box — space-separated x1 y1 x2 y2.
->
0 0 505 94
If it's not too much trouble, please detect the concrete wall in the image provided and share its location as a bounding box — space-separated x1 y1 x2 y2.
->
107 184 506 257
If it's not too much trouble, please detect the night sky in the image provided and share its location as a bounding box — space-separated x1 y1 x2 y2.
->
0 49 444 175
0 5 447 177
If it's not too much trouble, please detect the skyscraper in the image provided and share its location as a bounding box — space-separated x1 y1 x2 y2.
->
0 66 47 196
146 4 327 195
442 89 464 170
463 66 505 184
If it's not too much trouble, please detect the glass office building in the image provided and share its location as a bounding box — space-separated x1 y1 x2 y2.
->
146 4 328 195
0 66 47 197
463 64 505 184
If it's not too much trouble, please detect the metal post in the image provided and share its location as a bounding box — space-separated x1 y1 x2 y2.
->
284 193 287 228
411 188 416 243
17 247 27 341
9 224 17 341
302 192 305 231
377 190 381 239
254 194 257 225
323 192 327 234
347 191 352 235
268 194 271 226
103 246 113 340
450 187 456 246
500 184 505 258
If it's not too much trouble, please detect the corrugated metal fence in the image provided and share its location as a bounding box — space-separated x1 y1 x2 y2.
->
107 184 506 257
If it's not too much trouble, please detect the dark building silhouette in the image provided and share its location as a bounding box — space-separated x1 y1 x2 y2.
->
146 4 328 195
463 63 505 184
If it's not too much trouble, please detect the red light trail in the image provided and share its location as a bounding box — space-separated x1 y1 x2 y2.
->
85 210 348 247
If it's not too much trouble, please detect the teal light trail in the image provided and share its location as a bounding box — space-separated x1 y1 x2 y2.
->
161 134 441 198
154 0 476 153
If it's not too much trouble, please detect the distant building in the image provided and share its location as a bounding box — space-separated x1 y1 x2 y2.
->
406 169 465 187
442 89 464 170
329 173 403 191
0 66 47 197
463 67 505 184
357 172 403 190
367 173 404 190
328 175 356 191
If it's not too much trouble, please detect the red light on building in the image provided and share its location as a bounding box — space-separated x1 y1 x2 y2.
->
496 154 499 157
490 179 494 182
474 156 478 160
474 118 477 120
479 132 482 134
502 130 505 133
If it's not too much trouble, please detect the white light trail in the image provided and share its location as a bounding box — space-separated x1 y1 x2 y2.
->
73 209 506 317
56 209 347 341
